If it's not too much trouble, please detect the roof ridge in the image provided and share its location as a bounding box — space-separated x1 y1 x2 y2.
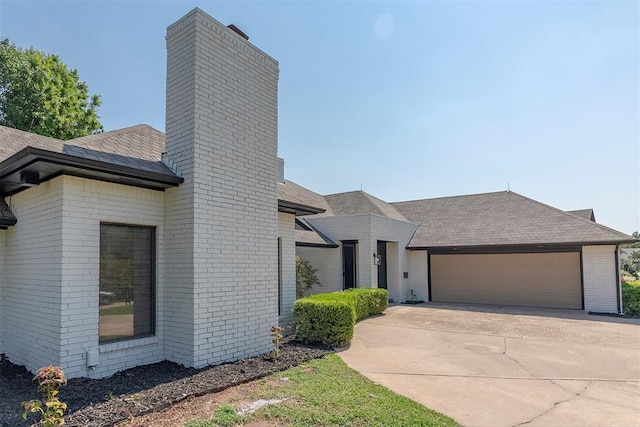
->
390 190 509 205
324 189 366 198
358 191 386 217
508 191 632 239
69 124 162 141
361 191 408 220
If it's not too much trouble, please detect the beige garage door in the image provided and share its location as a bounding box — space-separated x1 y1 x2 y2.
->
430 252 582 309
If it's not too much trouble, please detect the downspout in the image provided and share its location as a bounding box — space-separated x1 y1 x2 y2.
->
427 251 432 302
615 244 622 314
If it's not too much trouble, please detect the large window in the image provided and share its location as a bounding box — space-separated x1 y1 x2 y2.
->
99 224 155 343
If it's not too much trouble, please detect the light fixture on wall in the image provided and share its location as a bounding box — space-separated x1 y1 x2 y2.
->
373 253 381 265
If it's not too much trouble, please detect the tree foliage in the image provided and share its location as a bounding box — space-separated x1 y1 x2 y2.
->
631 231 640 248
295 256 320 298
0 39 102 140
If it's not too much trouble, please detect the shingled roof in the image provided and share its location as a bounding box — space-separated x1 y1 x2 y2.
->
0 124 175 176
567 209 596 222
295 218 338 247
392 191 634 248
277 180 329 216
323 190 407 221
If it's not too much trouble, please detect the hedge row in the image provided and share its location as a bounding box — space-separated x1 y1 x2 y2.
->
293 288 388 346
622 283 640 315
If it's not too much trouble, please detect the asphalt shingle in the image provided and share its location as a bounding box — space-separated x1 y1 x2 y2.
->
323 191 407 221
0 124 176 176
277 180 331 214
392 191 634 248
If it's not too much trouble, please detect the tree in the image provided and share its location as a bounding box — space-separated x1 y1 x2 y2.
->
0 39 102 140
631 231 640 248
295 256 320 298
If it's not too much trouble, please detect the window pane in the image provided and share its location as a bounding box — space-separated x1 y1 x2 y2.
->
99 224 154 343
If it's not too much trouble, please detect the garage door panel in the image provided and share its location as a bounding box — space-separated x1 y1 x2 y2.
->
431 252 582 309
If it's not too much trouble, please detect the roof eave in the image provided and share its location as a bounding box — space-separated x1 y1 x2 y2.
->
278 199 325 216
0 147 183 195
407 240 638 251
295 241 339 248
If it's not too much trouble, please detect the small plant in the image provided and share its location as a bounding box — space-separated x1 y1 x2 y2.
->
295 256 320 298
185 404 244 427
22 365 68 426
270 325 283 360
409 289 416 303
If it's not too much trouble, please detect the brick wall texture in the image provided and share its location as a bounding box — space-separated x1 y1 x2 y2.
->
582 245 619 313
163 8 279 368
301 214 418 302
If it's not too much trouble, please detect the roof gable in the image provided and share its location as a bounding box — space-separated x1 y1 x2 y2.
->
392 191 634 248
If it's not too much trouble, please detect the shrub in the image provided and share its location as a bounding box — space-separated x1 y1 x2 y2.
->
293 288 388 346
344 288 388 320
293 297 356 346
622 283 640 315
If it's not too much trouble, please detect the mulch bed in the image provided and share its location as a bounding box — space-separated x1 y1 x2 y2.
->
0 339 333 427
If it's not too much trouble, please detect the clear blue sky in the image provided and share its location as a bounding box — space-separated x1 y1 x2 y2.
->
1 1 638 234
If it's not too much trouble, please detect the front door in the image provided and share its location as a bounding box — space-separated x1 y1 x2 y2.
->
377 240 387 289
343 241 357 289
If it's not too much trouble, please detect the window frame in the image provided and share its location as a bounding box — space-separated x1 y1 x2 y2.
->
99 222 157 344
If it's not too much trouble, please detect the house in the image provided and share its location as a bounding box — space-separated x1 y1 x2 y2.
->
0 7 635 381
292 187 635 313
0 8 324 379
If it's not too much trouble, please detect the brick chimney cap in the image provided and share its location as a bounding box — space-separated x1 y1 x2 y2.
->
227 24 249 41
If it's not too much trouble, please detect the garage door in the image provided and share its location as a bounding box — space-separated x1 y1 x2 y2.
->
430 252 582 309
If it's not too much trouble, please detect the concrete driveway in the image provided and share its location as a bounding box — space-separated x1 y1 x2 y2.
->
338 303 640 427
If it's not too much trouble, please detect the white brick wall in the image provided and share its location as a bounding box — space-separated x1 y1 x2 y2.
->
1 179 64 373
278 212 296 329
296 246 340 295
164 8 279 368
303 214 418 302
583 245 620 314
60 176 165 378
0 176 166 378
408 250 429 302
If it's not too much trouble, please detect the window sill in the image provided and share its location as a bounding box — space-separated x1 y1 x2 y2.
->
99 336 158 354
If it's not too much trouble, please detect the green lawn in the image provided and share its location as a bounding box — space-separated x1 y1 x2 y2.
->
99 304 134 316
624 279 640 287
186 354 458 427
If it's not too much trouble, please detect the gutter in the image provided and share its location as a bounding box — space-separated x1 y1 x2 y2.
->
0 147 184 188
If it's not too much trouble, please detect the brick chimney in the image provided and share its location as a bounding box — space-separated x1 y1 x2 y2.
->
163 8 279 367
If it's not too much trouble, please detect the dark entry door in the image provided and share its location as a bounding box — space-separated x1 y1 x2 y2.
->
343 241 357 289
377 241 387 289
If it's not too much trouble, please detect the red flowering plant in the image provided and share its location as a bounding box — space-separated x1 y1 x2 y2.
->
22 365 68 426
